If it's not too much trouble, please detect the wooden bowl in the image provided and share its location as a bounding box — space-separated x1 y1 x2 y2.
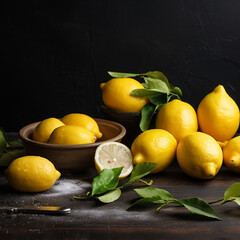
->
19 118 126 172
100 105 141 127
100 105 143 146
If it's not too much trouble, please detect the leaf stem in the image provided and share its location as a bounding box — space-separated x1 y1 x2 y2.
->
73 191 91 200
137 179 153 186
208 198 223 205
156 201 169 212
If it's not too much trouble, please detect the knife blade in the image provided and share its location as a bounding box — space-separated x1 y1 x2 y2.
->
0 206 71 215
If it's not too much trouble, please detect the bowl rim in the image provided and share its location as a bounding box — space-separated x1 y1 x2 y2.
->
19 118 126 150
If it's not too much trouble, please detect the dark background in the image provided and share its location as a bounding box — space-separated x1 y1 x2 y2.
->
2 0 240 132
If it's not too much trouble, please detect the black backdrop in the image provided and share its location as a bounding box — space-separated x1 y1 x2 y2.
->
2 0 240 131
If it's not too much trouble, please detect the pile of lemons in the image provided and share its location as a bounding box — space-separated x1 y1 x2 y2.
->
100 77 240 180
33 113 102 144
5 113 103 192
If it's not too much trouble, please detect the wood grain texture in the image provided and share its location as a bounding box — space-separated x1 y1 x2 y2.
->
0 161 240 240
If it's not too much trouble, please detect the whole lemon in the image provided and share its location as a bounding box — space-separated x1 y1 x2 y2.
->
100 78 148 112
61 113 102 139
177 132 223 179
5 156 61 192
223 136 240 173
49 125 96 145
197 85 240 142
33 118 65 143
155 99 198 142
131 129 177 173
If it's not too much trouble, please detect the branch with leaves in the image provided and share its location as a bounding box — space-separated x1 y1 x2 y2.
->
74 164 240 221
74 162 157 203
108 71 182 131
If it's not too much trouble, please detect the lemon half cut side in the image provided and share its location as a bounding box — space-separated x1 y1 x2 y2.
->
94 142 134 179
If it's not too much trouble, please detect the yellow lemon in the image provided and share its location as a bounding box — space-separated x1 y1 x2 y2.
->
49 125 96 145
5 156 61 192
33 118 65 143
197 85 240 142
155 99 198 142
61 113 102 139
217 140 229 149
100 78 148 112
94 142 133 179
223 136 240 173
131 129 177 173
176 132 223 179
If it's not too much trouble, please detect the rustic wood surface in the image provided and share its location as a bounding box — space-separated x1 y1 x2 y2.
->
1 160 240 240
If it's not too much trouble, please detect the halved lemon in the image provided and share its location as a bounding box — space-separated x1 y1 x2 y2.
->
94 142 133 179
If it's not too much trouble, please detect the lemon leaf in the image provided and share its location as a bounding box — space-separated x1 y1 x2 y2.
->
98 188 122 203
0 149 26 166
126 196 165 210
139 103 158 132
233 197 240 205
149 93 168 106
129 162 158 182
8 138 24 148
91 167 123 196
143 77 170 94
223 182 240 204
0 127 7 156
120 162 157 189
108 71 141 78
144 71 169 84
134 187 174 201
130 88 160 98
171 86 182 96
173 198 221 220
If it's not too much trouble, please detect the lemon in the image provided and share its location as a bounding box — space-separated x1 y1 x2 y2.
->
5 156 61 192
155 99 198 142
131 129 177 174
33 118 65 143
94 142 133 179
223 136 240 173
176 132 223 179
197 85 240 142
49 125 96 145
61 113 102 139
100 78 148 112
217 140 229 149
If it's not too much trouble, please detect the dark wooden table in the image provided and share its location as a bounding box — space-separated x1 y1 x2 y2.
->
1 160 240 240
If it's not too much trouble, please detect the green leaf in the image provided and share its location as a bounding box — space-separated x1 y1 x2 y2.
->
139 103 158 131
129 162 158 182
91 167 123 196
0 128 7 156
223 182 240 203
145 71 169 84
0 149 26 166
120 162 157 189
8 139 24 148
144 77 170 94
170 86 182 96
149 93 168 106
173 198 221 220
127 195 165 210
130 88 160 98
233 197 240 205
134 187 174 201
98 188 122 203
108 71 140 78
